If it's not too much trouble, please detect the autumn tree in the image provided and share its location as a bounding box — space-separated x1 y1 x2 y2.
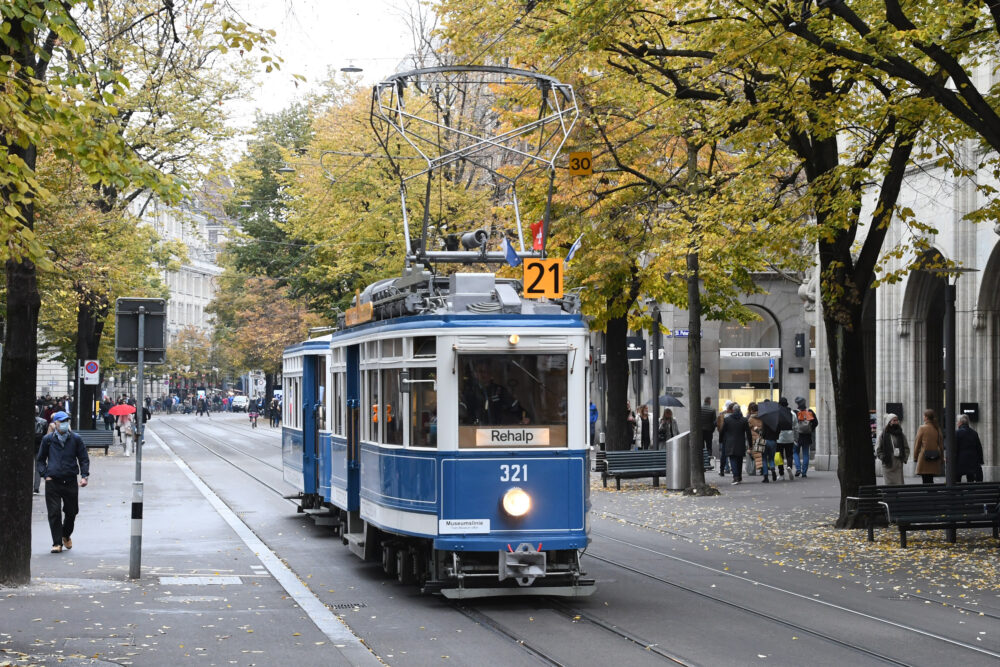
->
0 0 276 586
438 0 972 517
437 2 806 488
208 274 320 399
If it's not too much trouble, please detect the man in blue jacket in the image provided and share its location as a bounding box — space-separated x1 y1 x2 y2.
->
36 411 90 553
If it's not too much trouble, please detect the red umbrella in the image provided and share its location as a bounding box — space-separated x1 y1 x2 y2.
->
108 404 136 417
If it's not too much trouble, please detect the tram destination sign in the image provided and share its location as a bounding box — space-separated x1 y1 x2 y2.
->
115 298 166 365
476 427 550 447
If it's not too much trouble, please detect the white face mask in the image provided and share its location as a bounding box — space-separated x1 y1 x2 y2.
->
57 421 70 434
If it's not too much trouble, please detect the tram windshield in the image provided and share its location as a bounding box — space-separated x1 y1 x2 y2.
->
458 353 568 448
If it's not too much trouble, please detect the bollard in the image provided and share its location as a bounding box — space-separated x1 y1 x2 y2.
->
129 481 143 579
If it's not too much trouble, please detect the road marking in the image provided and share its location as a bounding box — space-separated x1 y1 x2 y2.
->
159 576 242 585
147 427 380 666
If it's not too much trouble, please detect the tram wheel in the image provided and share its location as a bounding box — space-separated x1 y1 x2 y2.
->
397 549 416 584
382 545 398 577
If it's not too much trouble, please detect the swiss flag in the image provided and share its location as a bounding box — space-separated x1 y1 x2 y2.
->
531 220 544 250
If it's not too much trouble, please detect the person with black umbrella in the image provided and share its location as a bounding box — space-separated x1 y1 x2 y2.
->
775 397 796 480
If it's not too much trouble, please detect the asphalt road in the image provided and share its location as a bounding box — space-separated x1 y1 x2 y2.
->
149 413 1000 666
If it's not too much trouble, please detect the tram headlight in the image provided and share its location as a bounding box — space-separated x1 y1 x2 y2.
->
502 487 532 517
508 334 520 346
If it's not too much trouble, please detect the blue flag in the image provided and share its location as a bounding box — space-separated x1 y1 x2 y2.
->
503 237 522 267
565 233 583 264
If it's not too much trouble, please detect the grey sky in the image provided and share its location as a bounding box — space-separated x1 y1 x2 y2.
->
229 0 417 123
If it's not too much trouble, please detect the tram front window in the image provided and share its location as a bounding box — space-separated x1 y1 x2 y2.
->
458 354 568 448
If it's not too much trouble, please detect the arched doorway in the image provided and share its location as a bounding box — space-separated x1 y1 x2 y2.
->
901 251 947 422
719 305 781 410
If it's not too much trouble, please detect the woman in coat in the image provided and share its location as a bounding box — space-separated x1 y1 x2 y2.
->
913 409 944 484
876 413 909 485
658 408 679 449
955 414 985 482
720 405 751 485
746 403 764 478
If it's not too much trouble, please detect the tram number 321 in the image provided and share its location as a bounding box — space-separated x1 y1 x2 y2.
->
523 258 563 299
500 464 527 482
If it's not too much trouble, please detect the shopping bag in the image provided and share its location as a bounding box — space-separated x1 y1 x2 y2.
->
774 451 784 467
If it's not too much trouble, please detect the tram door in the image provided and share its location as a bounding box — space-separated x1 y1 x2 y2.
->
313 355 326 498
344 344 361 511
301 356 319 499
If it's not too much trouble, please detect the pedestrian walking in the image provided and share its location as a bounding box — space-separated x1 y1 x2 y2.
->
792 397 818 478
638 404 653 450
746 402 764 477
716 400 735 476
658 408 679 449
719 402 751 485
33 407 48 494
913 408 944 484
757 400 780 483
775 397 796 480
589 401 598 446
699 397 716 461
36 411 90 553
876 413 909 485
625 401 636 449
954 414 984 483
119 412 136 457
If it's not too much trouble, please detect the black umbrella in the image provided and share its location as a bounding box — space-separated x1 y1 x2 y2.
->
649 394 684 408
756 400 793 432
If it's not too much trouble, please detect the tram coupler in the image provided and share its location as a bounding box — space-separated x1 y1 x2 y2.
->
499 543 546 586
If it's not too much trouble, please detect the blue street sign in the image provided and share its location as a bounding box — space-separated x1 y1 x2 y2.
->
768 358 775 380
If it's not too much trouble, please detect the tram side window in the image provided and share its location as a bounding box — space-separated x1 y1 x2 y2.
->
285 377 301 429
382 369 403 445
366 369 379 442
332 372 344 436
317 357 327 431
412 336 436 358
409 369 437 448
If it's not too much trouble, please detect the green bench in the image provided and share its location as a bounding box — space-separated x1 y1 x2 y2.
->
76 429 114 455
602 450 667 490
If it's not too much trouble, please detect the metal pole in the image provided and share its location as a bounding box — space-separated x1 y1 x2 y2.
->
944 283 956 488
652 305 661 424
75 358 82 430
129 306 145 579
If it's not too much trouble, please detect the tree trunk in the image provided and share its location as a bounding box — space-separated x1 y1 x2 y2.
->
0 258 41 586
75 287 109 430
827 316 876 526
604 313 631 451
685 251 715 494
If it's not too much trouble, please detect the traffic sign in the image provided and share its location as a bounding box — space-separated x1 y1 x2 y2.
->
568 151 593 176
83 359 100 385
523 258 563 299
768 358 775 380
115 298 166 364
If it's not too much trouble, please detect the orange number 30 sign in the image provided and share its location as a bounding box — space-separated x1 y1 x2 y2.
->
523 259 563 299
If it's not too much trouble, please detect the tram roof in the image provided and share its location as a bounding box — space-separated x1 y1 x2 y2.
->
331 312 585 342
283 334 333 355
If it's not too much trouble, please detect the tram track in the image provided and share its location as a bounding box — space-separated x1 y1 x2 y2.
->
589 531 1000 664
151 419 289 498
544 599 693 665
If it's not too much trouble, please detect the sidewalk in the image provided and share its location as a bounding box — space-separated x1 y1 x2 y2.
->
1 430 375 667
591 466 1000 613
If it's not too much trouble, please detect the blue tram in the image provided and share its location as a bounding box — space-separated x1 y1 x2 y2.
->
282 272 595 597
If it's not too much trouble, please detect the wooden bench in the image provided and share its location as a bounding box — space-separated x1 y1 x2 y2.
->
602 450 667 490
879 485 1000 548
76 429 114 455
594 450 607 474
848 482 1000 543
